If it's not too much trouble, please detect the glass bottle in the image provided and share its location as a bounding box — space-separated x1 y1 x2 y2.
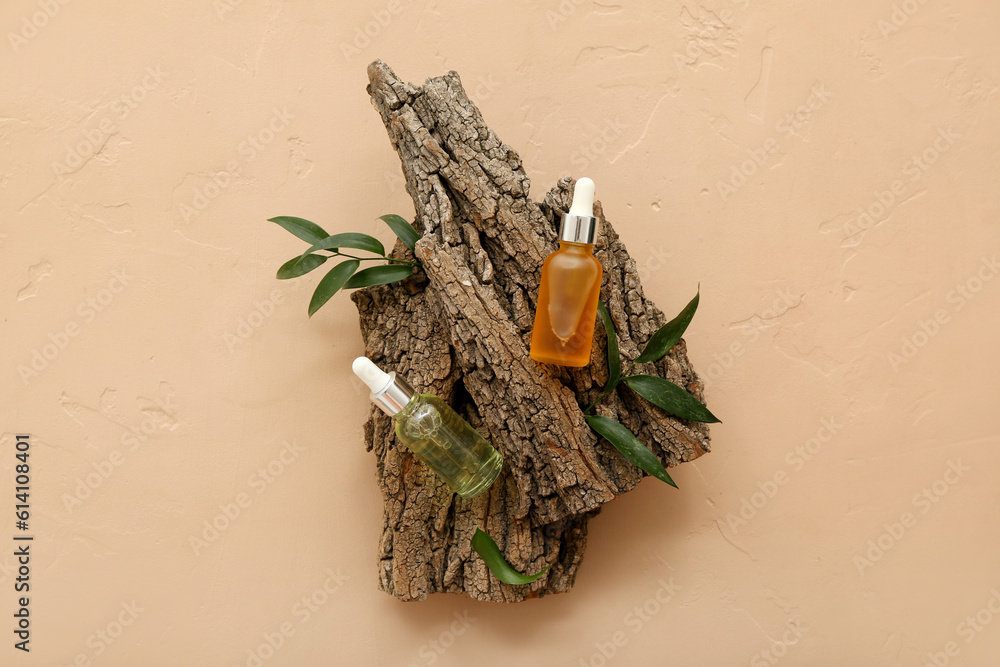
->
530 177 603 367
353 357 503 499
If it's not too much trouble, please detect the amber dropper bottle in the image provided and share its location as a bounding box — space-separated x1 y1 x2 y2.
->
529 177 603 367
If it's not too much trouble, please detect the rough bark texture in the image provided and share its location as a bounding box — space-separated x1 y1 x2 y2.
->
350 60 711 602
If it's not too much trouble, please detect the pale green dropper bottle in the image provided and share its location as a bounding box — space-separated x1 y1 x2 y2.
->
353 357 503 499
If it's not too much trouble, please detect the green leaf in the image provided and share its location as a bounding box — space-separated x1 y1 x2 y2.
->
269 216 330 245
308 260 359 317
343 263 413 289
597 300 621 392
471 527 551 585
623 374 720 424
276 253 327 279
379 214 420 252
304 233 385 257
585 415 677 488
634 288 700 364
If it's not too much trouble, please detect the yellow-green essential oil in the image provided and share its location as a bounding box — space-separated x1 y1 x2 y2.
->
394 394 503 498
353 357 503 498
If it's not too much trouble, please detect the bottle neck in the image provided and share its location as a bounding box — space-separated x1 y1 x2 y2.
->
393 394 420 420
558 240 595 253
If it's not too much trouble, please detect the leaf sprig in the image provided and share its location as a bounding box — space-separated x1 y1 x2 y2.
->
584 289 719 489
271 214 421 316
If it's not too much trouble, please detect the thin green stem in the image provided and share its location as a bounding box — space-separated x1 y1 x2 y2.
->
585 357 642 414
327 251 420 267
584 383 617 415
383 258 421 267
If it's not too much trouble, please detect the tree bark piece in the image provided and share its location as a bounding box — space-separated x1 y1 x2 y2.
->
350 60 711 602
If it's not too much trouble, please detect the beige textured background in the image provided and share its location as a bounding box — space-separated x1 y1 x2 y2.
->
2 1 999 665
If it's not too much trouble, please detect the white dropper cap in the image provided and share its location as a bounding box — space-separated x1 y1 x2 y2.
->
568 177 595 216
559 177 598 244
353 357 391 393
353 356 415 416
